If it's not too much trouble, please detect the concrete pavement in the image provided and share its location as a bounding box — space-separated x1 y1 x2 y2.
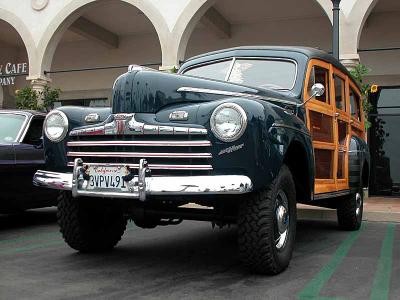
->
0 208 399 300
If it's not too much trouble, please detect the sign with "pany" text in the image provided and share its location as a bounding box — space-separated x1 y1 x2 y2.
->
0 62 28 86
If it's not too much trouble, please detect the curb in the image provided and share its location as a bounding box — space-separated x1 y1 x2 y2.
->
297 206 400 223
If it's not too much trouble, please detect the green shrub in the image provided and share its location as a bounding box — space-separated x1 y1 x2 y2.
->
16 85 61 112
350 64 373 129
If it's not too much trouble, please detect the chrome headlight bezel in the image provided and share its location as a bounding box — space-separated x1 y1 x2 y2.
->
44 110 69 142
210 103 247 142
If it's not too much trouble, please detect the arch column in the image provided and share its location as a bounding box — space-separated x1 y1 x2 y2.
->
29 76 51 105
339 0 379 70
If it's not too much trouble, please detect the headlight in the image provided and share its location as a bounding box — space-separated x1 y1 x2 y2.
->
44 110 69 142
210 103 247 142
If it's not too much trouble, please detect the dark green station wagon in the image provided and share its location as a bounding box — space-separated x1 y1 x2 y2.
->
34 46 369 274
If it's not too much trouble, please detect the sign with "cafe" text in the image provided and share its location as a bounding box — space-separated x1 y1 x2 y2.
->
0 62 28 86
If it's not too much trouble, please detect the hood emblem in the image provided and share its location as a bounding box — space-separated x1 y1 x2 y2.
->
84 113 100 123
169 111 188 121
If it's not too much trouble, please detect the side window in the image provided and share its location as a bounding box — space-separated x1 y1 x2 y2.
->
334 75 346 111
308 66 330 104
23 117 44 146
350 88 361 121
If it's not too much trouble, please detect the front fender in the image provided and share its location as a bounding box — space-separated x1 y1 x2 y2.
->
195 98 312 192
43 106 111 172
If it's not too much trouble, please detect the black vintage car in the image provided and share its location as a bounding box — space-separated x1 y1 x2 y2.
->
0 110 58 212
34 47 369 274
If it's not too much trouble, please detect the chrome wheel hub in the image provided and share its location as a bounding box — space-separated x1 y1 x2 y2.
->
274 190 290 250
355 192 362 216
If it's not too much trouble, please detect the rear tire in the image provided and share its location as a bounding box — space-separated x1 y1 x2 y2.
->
57 191 127 252
337 186 363 231
238 165 297 274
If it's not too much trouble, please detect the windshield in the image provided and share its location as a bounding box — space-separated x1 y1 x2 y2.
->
183 58 297 90
0 113 26 143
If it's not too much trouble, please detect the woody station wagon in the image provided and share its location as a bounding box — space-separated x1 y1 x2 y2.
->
34 46 369 274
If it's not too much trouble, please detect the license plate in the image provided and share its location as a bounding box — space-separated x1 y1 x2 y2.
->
86 166 130 191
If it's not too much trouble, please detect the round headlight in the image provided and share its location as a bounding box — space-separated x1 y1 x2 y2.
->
210 103 247 142
44 110 69 142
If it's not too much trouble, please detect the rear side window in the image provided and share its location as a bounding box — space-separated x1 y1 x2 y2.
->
334 75 346 111
308 66 330 104
350 88 361 121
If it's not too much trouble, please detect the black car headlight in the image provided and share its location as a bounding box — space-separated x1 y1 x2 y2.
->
210 103 247 142
44 110 69 142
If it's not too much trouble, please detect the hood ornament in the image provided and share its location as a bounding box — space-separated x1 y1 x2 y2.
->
127 114 144 133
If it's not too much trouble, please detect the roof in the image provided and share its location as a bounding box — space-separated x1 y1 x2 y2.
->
0 109 46 117
183 46 354 81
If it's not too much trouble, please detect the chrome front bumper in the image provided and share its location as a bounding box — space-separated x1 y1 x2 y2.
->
33 159 253 200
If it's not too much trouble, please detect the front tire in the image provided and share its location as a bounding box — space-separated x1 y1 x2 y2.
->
57 192 127 252
238 165 297 274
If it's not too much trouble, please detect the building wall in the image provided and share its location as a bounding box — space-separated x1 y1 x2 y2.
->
0 0 397 101
50 32 161 100
359 11 400 85
186 17 332 58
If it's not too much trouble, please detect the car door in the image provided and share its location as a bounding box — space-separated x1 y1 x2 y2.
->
304 59 338 194
332 67 351 191
14 116 56 207
0 143 16 202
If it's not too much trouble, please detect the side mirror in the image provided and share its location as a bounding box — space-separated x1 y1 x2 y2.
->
297 83 325 108
311 83 325 98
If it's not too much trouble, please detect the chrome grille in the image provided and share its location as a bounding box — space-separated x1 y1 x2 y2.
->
67 132 213 176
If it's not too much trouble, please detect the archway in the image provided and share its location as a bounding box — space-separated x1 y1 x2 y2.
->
36 0 166 107
358 0 400 195
0 18 30 108
174 0 333 63
359 0 400 85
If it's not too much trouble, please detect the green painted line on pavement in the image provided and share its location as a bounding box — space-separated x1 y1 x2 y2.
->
0 239 65 255
0 224 137 255
370 223 395 300
298 223 365 300
0 220 137 246
0 231 60 245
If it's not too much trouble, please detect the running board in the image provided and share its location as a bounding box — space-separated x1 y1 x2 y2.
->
313 190 351 201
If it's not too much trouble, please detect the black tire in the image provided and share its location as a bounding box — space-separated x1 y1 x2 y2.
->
337 186 363 231
57 191 127 252
238 165 297 275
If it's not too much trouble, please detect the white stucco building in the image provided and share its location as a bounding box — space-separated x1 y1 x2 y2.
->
0 0 397 106
0 0 399 194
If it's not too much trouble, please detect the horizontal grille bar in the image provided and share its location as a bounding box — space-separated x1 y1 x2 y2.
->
67 140 211 147
67 162 213 170
67 151 212 159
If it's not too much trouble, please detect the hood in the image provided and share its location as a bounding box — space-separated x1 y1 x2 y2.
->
112 69 298 114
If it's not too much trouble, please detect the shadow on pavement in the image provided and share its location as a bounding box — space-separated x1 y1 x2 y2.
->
57 219 344 281
0 207 57 231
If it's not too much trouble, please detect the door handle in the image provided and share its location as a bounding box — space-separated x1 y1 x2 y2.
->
335 112 340 117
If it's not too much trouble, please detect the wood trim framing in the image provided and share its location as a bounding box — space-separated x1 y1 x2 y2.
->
304 59 366 196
